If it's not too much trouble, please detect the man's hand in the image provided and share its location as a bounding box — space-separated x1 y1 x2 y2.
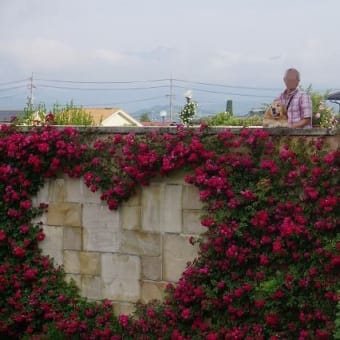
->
290 118 311 128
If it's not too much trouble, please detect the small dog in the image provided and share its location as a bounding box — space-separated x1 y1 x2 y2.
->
263 101 288 127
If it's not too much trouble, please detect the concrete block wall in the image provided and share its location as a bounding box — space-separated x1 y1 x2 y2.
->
35 172 205 314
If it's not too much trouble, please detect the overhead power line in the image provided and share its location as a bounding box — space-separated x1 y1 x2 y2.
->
34 76 280 91
0 79 29 87
174 85 274 99
35 78 169 84
36 84 169 91
0 85 27 92
174 79 281 92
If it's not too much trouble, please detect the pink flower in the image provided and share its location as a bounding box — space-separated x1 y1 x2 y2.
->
13 246 26 258
23 268 38 281
206 332 219 340
36 232 45 241
259 255 269 266
181 308 191 320
265 313 280 328
0 229 6 242
20 224 30 234
272 239 284 254
118 314 129 328
20 200 32 210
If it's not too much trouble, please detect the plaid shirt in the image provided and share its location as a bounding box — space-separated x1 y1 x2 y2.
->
276 89 312 128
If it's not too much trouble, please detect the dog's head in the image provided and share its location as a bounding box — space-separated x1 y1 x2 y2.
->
268 102 287 119
263 101 288 127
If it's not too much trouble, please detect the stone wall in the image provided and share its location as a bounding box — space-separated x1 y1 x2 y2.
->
33 128 340 315
35 171 205 315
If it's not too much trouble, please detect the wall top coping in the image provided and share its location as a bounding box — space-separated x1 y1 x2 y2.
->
14 125 340 137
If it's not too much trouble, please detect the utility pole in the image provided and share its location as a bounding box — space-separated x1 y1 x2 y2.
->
27 72 36 109
166 76 175 122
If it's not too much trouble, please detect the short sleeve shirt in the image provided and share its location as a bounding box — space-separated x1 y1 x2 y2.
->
276 89 312 128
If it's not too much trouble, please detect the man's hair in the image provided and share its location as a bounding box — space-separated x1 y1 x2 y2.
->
284 68 300 81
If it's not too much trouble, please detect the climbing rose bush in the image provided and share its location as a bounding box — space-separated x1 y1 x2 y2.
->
0 122 339 339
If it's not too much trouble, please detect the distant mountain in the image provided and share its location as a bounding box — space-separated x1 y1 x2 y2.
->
131 100 267 121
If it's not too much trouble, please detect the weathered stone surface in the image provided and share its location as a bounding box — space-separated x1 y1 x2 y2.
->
83 203 121 252
81 182 103 204
81 276 102 300
113 302 136 316
121 206 141 231
182 185 203 210
141 183 161 232
161 184 182 233
163 234 199 282
32 180 50 206
79 252 100 275
182 209 205 234
48 178 66 202
162 169 189 184
101 253 141 302
141 281 167 303
120 230 160 256
64 176 83 203
39 226 64 266
64 227 82 250
47 202 82 227
123 188 141 206
65 273 81 287
64 250 80 274
141 256 162 281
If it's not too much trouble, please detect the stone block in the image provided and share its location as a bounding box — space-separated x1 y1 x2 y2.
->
39 225 63 266
64 250 80 274
81 276 102 300
101 253 141 302
161 184 182 233
123 187 141 206
141 183 161 232
162 169 189 184
182 209 205 234
120 230 160 256
182 185 203 210
141 256 162 281
64 227 82 250
32 180 50 206
83 203 121 252
113 302 136 316
79 252 100 275
163 234 199 282
121 206 141 230
65 273 81 288
48 178 66 202
47 202 82 227
141 281 167 303
64 176 83 203
81 181 103 204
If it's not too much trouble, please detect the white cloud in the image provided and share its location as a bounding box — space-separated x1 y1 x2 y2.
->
94 49 126 64
0 39 87 72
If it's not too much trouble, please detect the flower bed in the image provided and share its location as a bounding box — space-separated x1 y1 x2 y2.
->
0 123 339 339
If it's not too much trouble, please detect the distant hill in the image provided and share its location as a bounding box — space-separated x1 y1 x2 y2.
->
131 100 268 121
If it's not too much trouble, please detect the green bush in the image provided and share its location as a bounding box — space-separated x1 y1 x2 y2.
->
208 111 263 126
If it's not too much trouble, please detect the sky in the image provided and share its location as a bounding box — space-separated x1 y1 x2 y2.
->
0 0 339 116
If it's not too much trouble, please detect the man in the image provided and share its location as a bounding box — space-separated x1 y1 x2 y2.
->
276 68 312 128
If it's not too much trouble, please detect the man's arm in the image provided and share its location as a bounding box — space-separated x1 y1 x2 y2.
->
290 93 312 128
290 117 311 128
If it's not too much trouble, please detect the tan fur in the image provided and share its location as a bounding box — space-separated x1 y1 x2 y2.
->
263 101 288 127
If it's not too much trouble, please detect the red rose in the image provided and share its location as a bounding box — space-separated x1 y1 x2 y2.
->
13 246 26 258
0 229 6 242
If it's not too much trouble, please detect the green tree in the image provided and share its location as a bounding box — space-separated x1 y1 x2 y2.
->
226 100 233 115
52 101 94 126
139 113 150 122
